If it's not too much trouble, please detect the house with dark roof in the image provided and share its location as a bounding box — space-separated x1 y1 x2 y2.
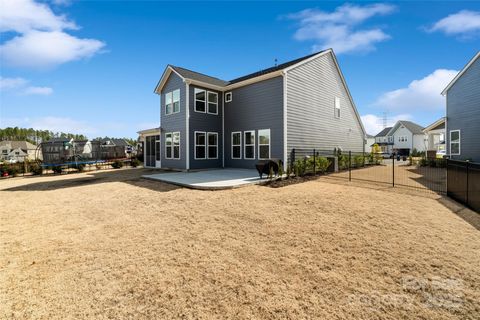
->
145 49 366 170
0 141 39 162
373 120 426 156
442 51 480 161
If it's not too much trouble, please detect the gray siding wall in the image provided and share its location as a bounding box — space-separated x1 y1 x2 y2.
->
446 57 480 161
189 85 223 169
286 52 365 154
224 76 284 168
160 72 187 169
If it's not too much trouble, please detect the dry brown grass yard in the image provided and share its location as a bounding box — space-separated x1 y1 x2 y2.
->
1 168 479 319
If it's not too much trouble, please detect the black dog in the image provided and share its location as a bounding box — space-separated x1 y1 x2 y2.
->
255 160 281 179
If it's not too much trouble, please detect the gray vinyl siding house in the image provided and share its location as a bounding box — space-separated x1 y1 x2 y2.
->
151 49 366 170
442 51 480 162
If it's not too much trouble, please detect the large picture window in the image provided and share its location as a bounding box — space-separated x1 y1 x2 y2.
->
165 89 180 115
195 88 206 113
195 132 206 159
231 132 241 159
450 130 460 155
208 132 218 159
244 131 255 160
258 129 270 160
165 132 180 159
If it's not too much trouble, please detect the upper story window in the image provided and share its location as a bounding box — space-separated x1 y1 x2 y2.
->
194 88 218 114
334 97 341 118
450 130 460 155
165 89 180 115
225 92 232 103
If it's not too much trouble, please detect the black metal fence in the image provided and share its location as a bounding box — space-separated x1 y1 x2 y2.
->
447 160 480 213
289 148 447 194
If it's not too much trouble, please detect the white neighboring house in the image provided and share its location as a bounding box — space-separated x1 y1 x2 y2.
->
0 141 38 162
388 120 426 155
364 134 375 153
374 127 394 155
423 117 445 156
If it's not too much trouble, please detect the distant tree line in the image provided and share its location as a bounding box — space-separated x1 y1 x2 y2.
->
0 127 138 145
0 127 87 144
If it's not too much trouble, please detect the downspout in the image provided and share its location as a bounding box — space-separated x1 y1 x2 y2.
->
185 81 190 171
282 71 288 169
222 91 225 168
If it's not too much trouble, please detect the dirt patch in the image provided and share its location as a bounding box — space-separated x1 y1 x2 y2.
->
0 168 479 319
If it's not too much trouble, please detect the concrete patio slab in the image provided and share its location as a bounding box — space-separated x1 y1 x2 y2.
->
142 168 263 190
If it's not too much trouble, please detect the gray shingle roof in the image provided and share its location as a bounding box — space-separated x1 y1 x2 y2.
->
0 140 37 150
169 49 329 87
398 121 424 135
375 127 392 137
170 65 229 87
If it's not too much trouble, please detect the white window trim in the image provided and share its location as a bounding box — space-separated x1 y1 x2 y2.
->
225 92 232 103
194 88 206 113
194 131 206 160
244 130 255 160
207 132 218 159
165 132 181 159
165 89 180 115
258 129 271 160
231 131 241 159
450 130 461 155
334 97 341 119
207 91 218 115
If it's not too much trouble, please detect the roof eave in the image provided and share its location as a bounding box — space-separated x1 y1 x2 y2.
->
441 51 480 96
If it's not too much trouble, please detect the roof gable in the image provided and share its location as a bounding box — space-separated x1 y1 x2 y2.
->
442 51 480 95
390 120 424 135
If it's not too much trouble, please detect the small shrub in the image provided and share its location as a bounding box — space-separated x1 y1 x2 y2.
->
111 160 124 169
293 159 306 177
278 161 284 177
353 155 364 168
285 165 291 179
418 158 428 167
435 158 446 168
130 158 141 168
30 162 43 175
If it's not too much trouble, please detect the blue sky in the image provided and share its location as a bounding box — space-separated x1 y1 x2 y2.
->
1 1 479 138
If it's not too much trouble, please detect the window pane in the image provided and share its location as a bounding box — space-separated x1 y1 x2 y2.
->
258 129 270 144
451 131 459 141
166 104 172 114
232 133 240 145
208 146 217 159
195 89 205 101
173 101 180 113
165 92 172 104
165 134 172 146
208 103 217 114
195 101 205 112
245 132 254 145
208 133 217 146
196 146 205 159
173 146 180 159
196 132 205 145
172 89 180 102
451 143 459 154
259 145 270 159
208 92 217 104
233 146 240 158
245 146 254 159
166 147 172 158
173 133 180 145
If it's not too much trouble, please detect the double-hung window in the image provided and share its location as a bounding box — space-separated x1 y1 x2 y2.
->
334 97 341 118
165 89 180 115
450 130 460 155
195 88 218 114
231 132 241 159
165 132 180 159
208 132 218 159
195 132 206 159
258 129 270 160
244 131 255 160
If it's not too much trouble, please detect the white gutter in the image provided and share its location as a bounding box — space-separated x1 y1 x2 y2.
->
185 81 190 171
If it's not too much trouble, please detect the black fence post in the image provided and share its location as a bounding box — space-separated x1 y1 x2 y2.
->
466 160 469 205
291 148 296 169
348 151 352 182
392 152 395 187
313 149 316 175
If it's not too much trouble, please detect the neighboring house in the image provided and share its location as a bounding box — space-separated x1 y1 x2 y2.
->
442 51 480 161
364 134 375 153
41 138 75 164
423 117 445 157
388 120 426 155
147 49 366 170
0 141 39 162
374 127 394 155
99 138 133 159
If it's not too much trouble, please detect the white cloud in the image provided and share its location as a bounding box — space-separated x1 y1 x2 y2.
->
0 76 28 90
23 86 53 96
0 76 53 95
0 0 105 68
428 10 480 37
373 69 458 111
361 113 412 136
287 3 395 54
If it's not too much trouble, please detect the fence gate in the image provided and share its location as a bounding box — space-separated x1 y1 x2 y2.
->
447 160 480 212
